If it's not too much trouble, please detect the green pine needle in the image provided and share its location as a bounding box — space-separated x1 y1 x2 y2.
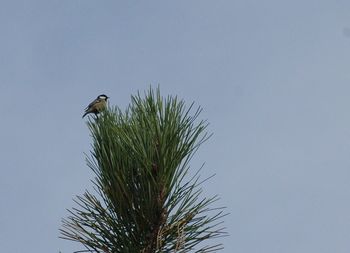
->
60 88 227 253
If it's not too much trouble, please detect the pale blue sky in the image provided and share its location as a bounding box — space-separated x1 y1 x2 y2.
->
1 1 350 252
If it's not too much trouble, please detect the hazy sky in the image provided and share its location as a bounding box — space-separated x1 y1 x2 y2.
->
1 1 350 252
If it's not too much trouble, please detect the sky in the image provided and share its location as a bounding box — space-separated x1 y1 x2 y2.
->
1 1 350 252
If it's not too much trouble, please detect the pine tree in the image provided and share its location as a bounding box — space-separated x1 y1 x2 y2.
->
60 88 226 252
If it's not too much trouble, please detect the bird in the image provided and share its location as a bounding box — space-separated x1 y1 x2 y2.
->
82 94 109 118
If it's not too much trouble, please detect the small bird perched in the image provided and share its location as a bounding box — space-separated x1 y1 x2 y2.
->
82 94 109 118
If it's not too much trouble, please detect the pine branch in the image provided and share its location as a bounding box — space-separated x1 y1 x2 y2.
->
60 88 227 252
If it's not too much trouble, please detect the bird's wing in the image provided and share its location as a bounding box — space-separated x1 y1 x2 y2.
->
84 98 100 111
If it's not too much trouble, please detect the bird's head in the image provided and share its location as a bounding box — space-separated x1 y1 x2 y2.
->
98 94 109 101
